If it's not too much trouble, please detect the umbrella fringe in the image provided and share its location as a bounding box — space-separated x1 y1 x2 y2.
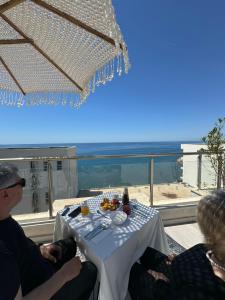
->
85 50 130 97
0 0 130 108
0 49 130 109
0 90 83 108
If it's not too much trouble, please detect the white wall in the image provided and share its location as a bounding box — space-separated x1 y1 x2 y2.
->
181 144 216 188
0 147 78 214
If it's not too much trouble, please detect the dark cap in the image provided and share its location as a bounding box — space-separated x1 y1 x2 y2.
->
0 163 20 189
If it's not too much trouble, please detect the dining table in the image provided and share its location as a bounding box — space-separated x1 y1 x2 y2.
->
54 192 170 300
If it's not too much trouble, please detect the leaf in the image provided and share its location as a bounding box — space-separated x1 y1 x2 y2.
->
203 117 225 188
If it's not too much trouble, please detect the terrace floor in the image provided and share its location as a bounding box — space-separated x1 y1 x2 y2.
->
77 183 203 206
14 183 210 223
165 222 203 252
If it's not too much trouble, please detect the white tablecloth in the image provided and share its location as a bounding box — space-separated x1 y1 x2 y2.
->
54 193 170 300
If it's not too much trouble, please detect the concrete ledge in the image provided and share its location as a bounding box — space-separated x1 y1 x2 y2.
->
157 203 197 226
21 220 55 243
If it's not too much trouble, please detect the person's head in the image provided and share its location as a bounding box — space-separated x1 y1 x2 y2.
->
0 163 25 217
197 190 225 263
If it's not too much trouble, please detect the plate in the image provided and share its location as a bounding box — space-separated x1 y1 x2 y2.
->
99 203 121 213
99 206 108 214
110 211 127 226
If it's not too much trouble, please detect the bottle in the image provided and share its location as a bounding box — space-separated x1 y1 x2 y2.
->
122 187 129 205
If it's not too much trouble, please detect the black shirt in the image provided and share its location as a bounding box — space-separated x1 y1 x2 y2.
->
0 217 54 296
0 240 20 300
171 244 225 299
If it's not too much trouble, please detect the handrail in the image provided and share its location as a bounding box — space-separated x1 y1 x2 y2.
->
0 150 218 162
1 150 223 220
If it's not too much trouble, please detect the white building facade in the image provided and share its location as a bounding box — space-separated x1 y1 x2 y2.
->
0 147 78 214
181 144 216 188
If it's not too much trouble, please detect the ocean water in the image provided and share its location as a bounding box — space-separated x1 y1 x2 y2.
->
76 142 185 189
0 141 198 190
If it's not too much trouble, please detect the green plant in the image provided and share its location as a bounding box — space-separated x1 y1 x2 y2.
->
202 118 225 189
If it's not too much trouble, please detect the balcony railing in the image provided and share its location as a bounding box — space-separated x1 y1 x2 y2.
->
0 151 222 220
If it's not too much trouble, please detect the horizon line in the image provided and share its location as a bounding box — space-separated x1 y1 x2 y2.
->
0 140 202 146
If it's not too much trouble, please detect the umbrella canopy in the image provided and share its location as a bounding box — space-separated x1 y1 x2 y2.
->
0 0 130 107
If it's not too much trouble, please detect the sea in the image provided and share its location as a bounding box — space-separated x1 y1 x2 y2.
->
0 141 199 190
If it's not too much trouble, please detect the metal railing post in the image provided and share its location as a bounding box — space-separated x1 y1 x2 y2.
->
223 152 225 189
47 161 54 219
197 153 202 190
149 158 154 206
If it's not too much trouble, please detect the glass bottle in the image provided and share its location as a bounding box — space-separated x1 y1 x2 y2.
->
122 187 129 205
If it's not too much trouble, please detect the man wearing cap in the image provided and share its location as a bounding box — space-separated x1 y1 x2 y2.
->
0 163 97 299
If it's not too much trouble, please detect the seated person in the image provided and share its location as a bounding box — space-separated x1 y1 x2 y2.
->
0 239 84 300
128 190 225 300
0 163 97 299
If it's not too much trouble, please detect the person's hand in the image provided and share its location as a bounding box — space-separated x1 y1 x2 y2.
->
147 269 169 282
59 257 82 283
39 244 62 263
165 253 176 265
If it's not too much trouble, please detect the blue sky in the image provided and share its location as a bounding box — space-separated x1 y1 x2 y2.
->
1 0 225 144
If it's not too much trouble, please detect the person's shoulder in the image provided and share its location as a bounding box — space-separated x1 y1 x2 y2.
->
173 243 208 269
188 243 206 251
0 216 23 233
0 216 19 226
177 243 206 259
172 243 222 288
172 245 225 299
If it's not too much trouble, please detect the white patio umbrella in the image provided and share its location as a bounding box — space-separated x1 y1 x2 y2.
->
0 0 130 107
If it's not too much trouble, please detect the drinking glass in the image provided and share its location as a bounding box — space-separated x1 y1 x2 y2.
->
81 201 90 216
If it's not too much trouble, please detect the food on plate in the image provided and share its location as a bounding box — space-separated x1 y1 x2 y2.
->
100 197 120 211
103 197 110 203
112 198 120 206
